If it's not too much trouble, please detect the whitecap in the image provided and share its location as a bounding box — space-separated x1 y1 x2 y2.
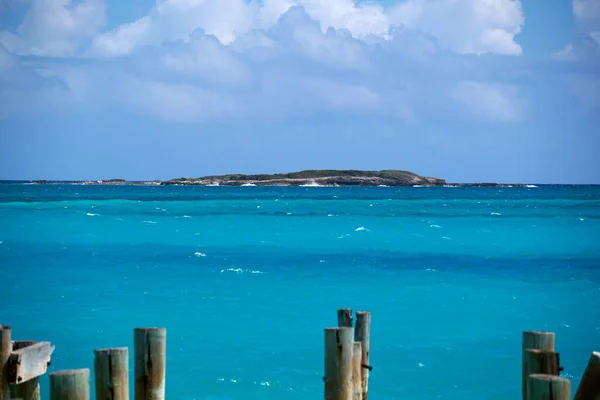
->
580 218 585 221
257 205 261 209
87 213 99 216
413 185 423 187
491 212 502 216
355 227 369 232
183 215 192 218
260 381 271 387
442 236 451 240
286 212 292 215
430 224 442 228
526 185 538 188
425 268 437 272
242 183 256 186
377 185 389 187
319 260 325 263
327 214 335 217
418 363 425 367
194 252 206 257
220 268 263 274
143 220 157 224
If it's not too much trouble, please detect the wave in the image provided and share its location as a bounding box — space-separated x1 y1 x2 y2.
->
300 180 323 187
430 224 442 228
526 185 539 188
355 226 369 232
86 213 99 216
143 220 157 224
241 183 256 187
491 212 502 216
194 252 206 257
220 268 263 274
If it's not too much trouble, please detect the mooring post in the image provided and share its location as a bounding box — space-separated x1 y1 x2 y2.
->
524 349 560 379
522 331 555 400
0 325 11 400
352 342 362 400
49 369 90 400
574 351 600 400
324 327 353 400
134 328 166 400
355 312 370 400
94 347 129 400
527 374 570 400
10 378 40 400
337 309 353 328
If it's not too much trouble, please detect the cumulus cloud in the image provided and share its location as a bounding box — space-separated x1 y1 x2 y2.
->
450 81 524 122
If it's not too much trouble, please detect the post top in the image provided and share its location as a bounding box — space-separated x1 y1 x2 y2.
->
50 368 90 376
523 330 554 336
528 374 569 382
94 347 128 353
325 326 353 331
0 325 11 330
525 348 557 354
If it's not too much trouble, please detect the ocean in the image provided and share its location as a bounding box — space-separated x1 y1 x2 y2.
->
1 183 599 400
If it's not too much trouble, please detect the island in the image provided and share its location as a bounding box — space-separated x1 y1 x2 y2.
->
30 170 530 187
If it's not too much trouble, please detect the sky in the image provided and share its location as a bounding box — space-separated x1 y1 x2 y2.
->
0 0 599 184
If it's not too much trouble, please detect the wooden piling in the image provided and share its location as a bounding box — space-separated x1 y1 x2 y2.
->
49 369 90 400
527 374 570 400
574 351 600 400
352 342 362 400
522 331 555 400
94 347 129 400
524 349 560 379
355 312 370 400
337 309 353 328
10 378 41 400
0 325 11 400
324 327 353 400
134 328 166 400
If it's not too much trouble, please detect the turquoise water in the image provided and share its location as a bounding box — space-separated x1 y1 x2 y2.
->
1 183 599 400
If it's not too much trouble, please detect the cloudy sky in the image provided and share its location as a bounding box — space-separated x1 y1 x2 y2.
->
0 0 599 183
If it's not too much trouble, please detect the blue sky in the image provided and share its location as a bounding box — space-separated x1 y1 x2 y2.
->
0 0 599 183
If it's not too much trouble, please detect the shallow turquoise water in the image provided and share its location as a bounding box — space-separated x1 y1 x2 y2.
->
1 184 599 400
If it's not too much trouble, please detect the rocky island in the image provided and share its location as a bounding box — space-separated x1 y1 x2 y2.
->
31 170 530 187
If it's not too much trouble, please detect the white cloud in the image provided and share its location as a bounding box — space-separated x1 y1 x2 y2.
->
0 0 106 57
450 81 524 122
390 0 524 55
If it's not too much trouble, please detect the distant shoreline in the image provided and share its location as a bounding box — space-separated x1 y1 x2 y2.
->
24 170 537 188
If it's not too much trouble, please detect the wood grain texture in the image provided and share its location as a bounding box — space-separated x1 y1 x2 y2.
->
337 309 353 328
94 348 129 400
527 374 570 400
0 325 11 400
523 331 555 400
7 342 54 384
524 349 560 380
10 377 41 400
352 342 362 400
355 312 370 400
574 351 600 400
49 369 90 400
134 328 166 400
325 327 354 400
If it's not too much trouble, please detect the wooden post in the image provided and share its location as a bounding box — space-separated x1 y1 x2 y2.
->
10 379 40 400
134 328 166 400
523 331 555 400
324 327 353 400
337 309 353 328
355 312 370 400
0 325 11 400
94 347 129 400
574 351 600 400
352 342 362 400
524 349 560 378
49 369 90 400
527 374 570 400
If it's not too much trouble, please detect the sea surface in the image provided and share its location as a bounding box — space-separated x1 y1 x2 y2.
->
1 183 599 400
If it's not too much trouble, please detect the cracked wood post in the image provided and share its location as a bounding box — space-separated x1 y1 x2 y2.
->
355 312 370 400
134 328 166 400
352 342 362 400
524 349 560 382
9 340 45 400
574 351 600 400
94 347 129 400
522 331 555 400
0 325 10 400
49 369 90 400
324 327 353 400
337 309 353 328
527 374 570 400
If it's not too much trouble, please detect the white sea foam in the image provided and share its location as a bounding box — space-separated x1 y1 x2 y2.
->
242 183 256 186
183 215 192 218
257 205 261 209
87 213 99 216
526 185 538 188
300 180 322 187
413 185 423 187
491 212 502 216
319 260 325 263
220 268 263 274
418 363 425 367
194 252 206 257
143 220 157 224
425 269 437 272
286 212 292 215
430 224 442 228
327 214 335 217
355 226 369 232
442 236 451 240
580 218 585 221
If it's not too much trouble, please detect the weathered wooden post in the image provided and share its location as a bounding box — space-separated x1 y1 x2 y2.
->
8 340 53 400
527 374 570 400
337 309 353 328
352 342 362 400
134 328 166 400
355 312 370 400
524 349 560 380
522 331 555 400
574 351 600 400
94 347 129 400
0 325 10 400
324 327 353 400
49 369 90 400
